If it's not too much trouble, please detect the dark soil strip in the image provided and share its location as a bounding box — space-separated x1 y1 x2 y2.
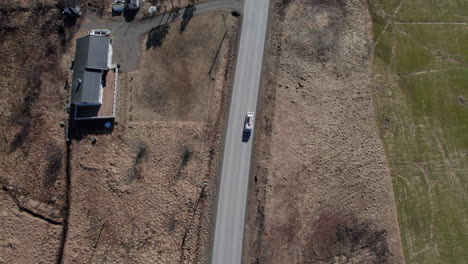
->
88 222 105 264
174 146 192 181
179 185 206 262
2 186 62 225
128 144 148 183
20 207 63 225
244 1 286 263
208 30 228 76
56 141 72 264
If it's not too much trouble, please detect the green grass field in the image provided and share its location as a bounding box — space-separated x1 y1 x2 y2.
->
369 0 467 263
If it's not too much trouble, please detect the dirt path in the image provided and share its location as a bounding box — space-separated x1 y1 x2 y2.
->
243 0 404 263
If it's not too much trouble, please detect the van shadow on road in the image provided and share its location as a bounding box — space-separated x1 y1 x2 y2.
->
242 130 251 143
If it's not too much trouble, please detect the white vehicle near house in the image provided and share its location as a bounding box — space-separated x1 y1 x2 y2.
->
89 29 111 36
244 112 254 132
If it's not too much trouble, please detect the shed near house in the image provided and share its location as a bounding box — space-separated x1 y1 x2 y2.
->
71 31 118 121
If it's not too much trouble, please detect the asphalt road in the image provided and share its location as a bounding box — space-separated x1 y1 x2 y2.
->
210 0 270 263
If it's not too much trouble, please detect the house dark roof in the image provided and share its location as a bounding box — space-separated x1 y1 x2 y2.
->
71 35 109 104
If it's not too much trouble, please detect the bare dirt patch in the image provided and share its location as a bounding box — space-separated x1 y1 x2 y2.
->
61 11 238 263
305 212 390 263
243 0 404 263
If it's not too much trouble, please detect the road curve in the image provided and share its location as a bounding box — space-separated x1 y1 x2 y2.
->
211 0 270 263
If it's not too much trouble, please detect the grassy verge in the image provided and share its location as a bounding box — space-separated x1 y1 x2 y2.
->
369 0 467 263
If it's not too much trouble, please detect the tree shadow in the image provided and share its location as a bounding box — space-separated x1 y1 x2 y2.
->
123 8 138 22
170 7 181 22
180 4 196 33
146 24 170 49
63 15 78 27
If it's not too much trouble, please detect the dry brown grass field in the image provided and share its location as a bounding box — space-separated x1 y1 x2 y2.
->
243 0 404 263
